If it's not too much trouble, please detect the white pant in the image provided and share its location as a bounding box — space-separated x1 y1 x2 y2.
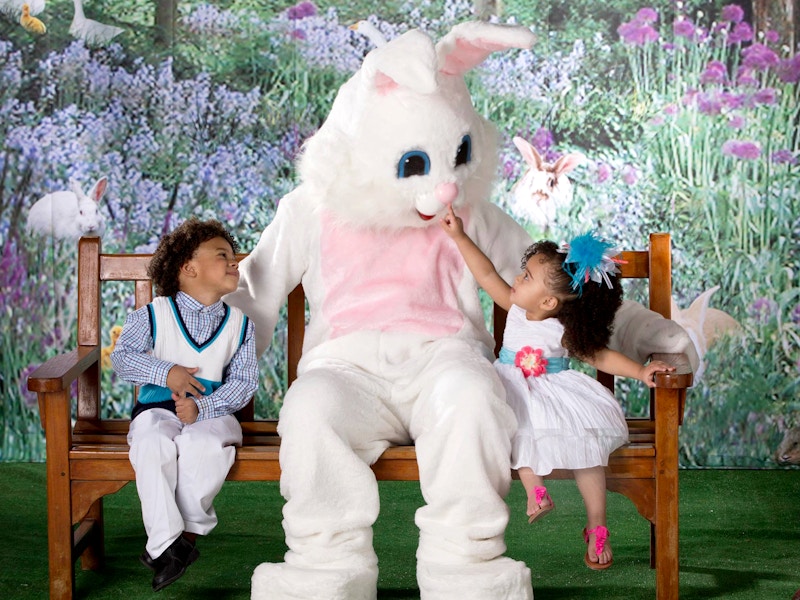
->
273 335 522 592
127 408 242 558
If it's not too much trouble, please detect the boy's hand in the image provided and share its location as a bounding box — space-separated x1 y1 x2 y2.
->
638 360 676 388
166 365 205 398
174 395 199 424
440 205 465 238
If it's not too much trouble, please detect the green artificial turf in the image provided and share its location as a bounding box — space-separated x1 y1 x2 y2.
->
1 463 797 599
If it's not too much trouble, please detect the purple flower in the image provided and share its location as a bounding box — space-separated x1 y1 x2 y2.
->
753 87 777 105
19 364 41 408
748 297 777 323
532 127 554 154
765 30 780 44
291 28 307 40
735 66 759 87
721 91 746 110
663 103 678 116
728 21 754 45
595 163 612 184
791 303 800 325
286 1 317 20
635 7 659 24
771 149 797 165
722 140 762 160
673 18 697 40
721 4 745 24
700 60 727 84
776 54 800 83
621 164 639 185
697 92 723 115
618 21 659 45
727 115 746 129
742 43 780 71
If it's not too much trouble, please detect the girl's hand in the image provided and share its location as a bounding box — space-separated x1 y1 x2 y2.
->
440 205 465 238
638 360 675 388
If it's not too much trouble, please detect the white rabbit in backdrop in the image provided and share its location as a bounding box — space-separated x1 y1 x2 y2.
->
26 176 108 239
510 135 583 232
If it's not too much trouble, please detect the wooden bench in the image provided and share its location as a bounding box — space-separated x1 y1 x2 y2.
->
29 233 693 600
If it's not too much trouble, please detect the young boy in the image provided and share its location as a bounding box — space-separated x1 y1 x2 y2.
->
111 218 259 592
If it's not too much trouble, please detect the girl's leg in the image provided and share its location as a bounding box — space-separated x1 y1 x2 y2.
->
517 467 553 521
574 466 613 566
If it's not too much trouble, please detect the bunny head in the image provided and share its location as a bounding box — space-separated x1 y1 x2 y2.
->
69 176 108 238
298 22 535 229
510 136 583 229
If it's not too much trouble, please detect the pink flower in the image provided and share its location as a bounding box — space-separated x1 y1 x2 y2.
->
635 7 659 23
618 21 659 45
721 140 761 160
776 54 800 83
721 4 745 24
663 103 679 116
515 346 548 378
771 149 797 165
728 21 753 45
753 87 777 105
700 60 727 85
742 43 780 71
727 115 746 130
765 30 780 44
621 164 639 185
673 18 697 40
595 162 612 184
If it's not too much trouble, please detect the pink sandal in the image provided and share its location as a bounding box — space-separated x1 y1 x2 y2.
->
583 525 613 570
527 486 555 523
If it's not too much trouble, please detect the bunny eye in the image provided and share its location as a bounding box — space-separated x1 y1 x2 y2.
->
547 177 557 189
455 135 471 167
397 151 430 178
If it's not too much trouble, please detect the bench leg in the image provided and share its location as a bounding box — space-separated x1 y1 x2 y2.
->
44 390 75 600
79 499 105 571
654 388 681 600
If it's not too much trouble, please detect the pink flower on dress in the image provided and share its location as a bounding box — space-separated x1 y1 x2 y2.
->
515 346 548 378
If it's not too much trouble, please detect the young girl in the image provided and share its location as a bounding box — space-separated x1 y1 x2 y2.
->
441 206 673 570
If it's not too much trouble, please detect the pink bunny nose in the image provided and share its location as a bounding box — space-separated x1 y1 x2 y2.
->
435 182 458 205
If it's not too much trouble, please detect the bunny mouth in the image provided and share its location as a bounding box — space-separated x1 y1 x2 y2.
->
417 211 436 221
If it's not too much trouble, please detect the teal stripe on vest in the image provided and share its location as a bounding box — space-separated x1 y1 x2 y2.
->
498 346 571 374
138 377 223 404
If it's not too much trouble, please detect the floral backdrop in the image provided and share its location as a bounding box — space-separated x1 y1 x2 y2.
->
1 0 798 466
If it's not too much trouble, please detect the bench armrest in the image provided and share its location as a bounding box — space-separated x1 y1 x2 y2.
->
27 346 100 393
651 352 694 389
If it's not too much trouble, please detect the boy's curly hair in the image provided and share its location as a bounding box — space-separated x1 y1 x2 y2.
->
147 218 239 297
522 240 623 360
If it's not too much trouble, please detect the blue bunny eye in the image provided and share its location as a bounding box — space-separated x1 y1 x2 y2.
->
455 135 471 167
397 150 430 178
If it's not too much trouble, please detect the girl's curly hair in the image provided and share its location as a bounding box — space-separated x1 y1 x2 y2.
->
522 240 623 360
147 218 239 297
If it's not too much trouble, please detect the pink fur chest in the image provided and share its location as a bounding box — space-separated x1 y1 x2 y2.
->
320 211 466 339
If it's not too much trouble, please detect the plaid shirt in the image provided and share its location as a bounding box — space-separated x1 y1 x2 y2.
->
111 291 259 421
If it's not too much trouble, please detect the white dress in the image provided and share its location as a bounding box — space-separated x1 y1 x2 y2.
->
496 304 628 475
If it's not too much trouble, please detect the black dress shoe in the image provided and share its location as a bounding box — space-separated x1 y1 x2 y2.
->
151 536 200 592
140 550 156 571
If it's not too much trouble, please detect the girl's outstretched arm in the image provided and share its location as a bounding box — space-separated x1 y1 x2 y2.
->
440 205 513 310
583 348 675 388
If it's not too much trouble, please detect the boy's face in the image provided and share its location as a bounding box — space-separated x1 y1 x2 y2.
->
182 237 239 300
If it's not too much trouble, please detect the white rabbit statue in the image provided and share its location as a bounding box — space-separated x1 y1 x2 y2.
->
26 176 108 239
510 135 583 231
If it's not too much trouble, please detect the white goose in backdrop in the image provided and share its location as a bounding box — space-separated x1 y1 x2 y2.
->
70 0 123 45
0 0 44 17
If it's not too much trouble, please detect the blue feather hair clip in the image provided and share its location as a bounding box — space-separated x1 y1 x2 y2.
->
559 232 625 292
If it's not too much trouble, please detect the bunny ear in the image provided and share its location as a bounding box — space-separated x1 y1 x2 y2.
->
512 136 543 169
90 177 108 202
553 153 585 177
436 22 535 76
362 29 438 95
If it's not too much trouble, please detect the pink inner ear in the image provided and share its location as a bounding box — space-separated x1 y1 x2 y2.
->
441 38 508 75
374 71 398 95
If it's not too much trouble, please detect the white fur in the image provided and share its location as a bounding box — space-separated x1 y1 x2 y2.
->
510 135 583 230
26 177 108 239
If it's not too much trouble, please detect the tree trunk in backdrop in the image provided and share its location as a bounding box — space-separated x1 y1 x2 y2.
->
155 0 177 47
752 0 798 51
